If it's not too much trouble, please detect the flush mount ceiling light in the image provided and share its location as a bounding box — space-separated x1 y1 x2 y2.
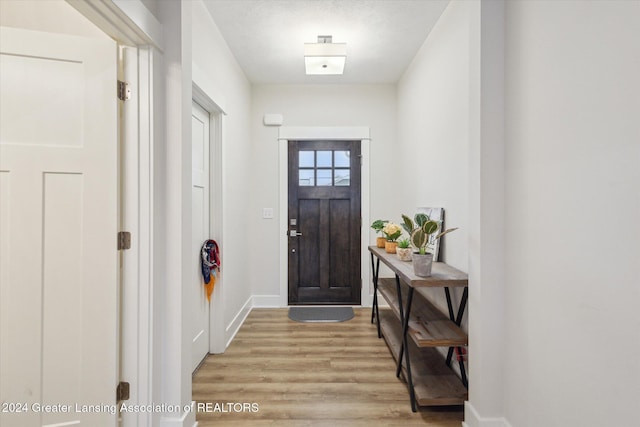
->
304 35 346 75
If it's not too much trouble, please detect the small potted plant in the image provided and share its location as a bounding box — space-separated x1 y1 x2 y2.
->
371 220 388 248
382 222 402 254
410 220 458 277
396 238 412 261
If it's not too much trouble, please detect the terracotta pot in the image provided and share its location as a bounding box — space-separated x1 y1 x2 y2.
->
376 236 386 248
384 241 398 254
396 247 412 261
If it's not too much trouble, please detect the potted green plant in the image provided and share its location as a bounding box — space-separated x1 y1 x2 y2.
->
382 222 402 254
396 238 412 261
371 219 388 248
401 213 430 236
403 213 458 277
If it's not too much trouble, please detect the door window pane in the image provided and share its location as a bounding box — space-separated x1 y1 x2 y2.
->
316 169 332 186
334 150 350 167
317 151 332 167
297 149 351 187
334 169 350 186
299 151 315 168
299 169 314 186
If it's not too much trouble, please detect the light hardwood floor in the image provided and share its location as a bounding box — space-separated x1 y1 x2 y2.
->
192 308 464 426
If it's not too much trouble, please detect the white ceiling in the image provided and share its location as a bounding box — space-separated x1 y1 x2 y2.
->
202 0 450 84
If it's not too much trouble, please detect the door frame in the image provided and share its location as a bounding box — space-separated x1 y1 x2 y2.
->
66 2 161 427
278 127 371 307
119 44 155 427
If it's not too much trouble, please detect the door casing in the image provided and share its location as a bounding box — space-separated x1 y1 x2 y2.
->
65 2 162 427
278 126 371 308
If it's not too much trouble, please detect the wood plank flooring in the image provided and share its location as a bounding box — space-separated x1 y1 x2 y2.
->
192 308 464 426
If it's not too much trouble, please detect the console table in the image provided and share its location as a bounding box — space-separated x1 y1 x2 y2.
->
369 246 468 412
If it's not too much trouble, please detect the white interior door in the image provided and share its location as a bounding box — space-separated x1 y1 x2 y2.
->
0 27 117 426
191 100 210 372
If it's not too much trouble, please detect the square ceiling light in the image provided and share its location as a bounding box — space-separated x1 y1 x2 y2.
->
304 35 346 75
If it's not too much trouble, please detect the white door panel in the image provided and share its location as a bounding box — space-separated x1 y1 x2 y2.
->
191 101 210 372
0 27 117 426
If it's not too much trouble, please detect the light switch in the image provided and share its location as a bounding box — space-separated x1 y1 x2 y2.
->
262 208 274 219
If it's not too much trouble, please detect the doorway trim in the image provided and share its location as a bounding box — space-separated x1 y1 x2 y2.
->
278 126 371 308
65 2 161 427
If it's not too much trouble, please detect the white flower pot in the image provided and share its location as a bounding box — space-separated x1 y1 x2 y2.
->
396 247 412 261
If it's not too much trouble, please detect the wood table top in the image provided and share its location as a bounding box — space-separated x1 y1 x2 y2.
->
368 245 468 288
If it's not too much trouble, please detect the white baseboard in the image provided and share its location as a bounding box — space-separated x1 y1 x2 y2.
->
225 296 252 348
158 403 196 427
463 402 513 427
252 294 283 308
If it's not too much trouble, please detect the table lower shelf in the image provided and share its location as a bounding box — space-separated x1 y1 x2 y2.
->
378 278 468 347
379 309 468 406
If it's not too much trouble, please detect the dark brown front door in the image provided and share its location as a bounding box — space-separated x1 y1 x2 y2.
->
288 140 361 305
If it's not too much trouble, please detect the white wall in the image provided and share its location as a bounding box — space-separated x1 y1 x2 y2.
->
192 0 253 341
154 1 195 426
465 1 507 425
249 84 397 302
397 0 469 272
502 1 640 426
139 0 159 20
396 1 472 356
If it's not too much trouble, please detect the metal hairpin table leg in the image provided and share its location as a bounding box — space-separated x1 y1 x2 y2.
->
402 286 417 412
394 275 417 412
370 253 381 338
395 275 405 378
444 286 469 388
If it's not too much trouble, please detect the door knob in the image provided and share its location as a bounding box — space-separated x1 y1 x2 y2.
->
289 230 303 237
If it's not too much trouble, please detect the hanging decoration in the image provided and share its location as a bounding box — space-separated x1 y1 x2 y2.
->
200 239 220 302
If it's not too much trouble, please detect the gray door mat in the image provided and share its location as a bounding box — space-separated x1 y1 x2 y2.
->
288 306 354 323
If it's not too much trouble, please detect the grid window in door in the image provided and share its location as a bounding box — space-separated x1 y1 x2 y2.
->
298 150 351 187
